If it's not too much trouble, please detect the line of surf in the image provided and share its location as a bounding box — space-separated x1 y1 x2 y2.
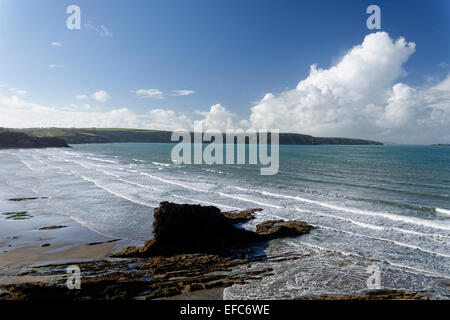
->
232 186 450 231
81 176 157 208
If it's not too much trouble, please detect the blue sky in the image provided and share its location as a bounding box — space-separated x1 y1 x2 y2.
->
0 0 449 143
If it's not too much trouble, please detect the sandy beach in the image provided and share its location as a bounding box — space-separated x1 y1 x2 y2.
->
0 193 136 286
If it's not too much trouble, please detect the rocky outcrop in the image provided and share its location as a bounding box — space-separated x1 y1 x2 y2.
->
223 208 261 223
0 253 284 300
0 203 314 300
113 202 313 257
255 220 313 240
0 132 69 149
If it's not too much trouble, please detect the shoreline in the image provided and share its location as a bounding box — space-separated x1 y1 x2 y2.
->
0 195 136 286
0 199 435 300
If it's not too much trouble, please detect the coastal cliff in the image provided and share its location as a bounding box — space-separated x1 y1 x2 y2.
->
0 131 69 149
3 128 383 145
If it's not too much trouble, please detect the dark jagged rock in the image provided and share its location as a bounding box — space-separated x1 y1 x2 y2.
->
38 225 67 231
256 220 313 240
0 131 69 149
223 208 261 223
87 239 121 246
112 202 312 257
0 254 279 300
8 197 48 201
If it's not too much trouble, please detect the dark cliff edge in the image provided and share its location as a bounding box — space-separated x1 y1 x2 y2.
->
0 131 69 149
2 128 383 145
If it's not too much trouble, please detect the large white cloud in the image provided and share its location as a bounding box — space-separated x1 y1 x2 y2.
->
249 32 450 143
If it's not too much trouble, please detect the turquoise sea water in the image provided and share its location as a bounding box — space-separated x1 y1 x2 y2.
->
0 143 449 298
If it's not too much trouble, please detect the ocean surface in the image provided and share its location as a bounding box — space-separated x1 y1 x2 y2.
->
0 143 449 299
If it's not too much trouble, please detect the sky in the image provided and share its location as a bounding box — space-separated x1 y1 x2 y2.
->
0 0 449 143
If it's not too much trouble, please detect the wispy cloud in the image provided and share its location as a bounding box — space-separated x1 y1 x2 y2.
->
9 88 27 96
48 64 64 69
50 42 63 47
438 61 448 69
172 89 195 96
76 94 88 100
132 89 164 99
84 23 112 37
76 91 111 103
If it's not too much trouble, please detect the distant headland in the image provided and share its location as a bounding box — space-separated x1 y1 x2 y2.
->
0 127 383 147
0 131 69 149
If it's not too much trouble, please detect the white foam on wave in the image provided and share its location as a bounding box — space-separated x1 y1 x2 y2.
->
300 208 385 231
81 175 157 208
391 227 450 240
152 161 171 167
283 207 449 239
63 151 81 157
290 240 450 280
31 155 45 165
132 159 146 163
233 187 450 231
95 168 160 191
87 157 119 164
205 168 226 174
20 160 34 171
436 208 450 216
315 224 450 259
218 192 282 209
52 155 92 169
140 171 208 192
48 155 162 193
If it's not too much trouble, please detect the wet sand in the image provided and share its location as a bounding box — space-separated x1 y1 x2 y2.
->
0 197 131 285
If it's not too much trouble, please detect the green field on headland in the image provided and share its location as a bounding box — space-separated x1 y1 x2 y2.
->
0 128 383 146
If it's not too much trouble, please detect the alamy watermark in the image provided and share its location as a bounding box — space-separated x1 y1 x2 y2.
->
366 5 381 30
66 5 81 30
66 265 81 290
170 122 279 175
366 264 381 289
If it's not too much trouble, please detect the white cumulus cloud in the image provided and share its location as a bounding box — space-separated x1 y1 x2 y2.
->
195 104 236 131
91 90 111 103
249 32 450 144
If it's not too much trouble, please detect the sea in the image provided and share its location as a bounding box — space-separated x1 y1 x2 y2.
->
0 143 449 299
